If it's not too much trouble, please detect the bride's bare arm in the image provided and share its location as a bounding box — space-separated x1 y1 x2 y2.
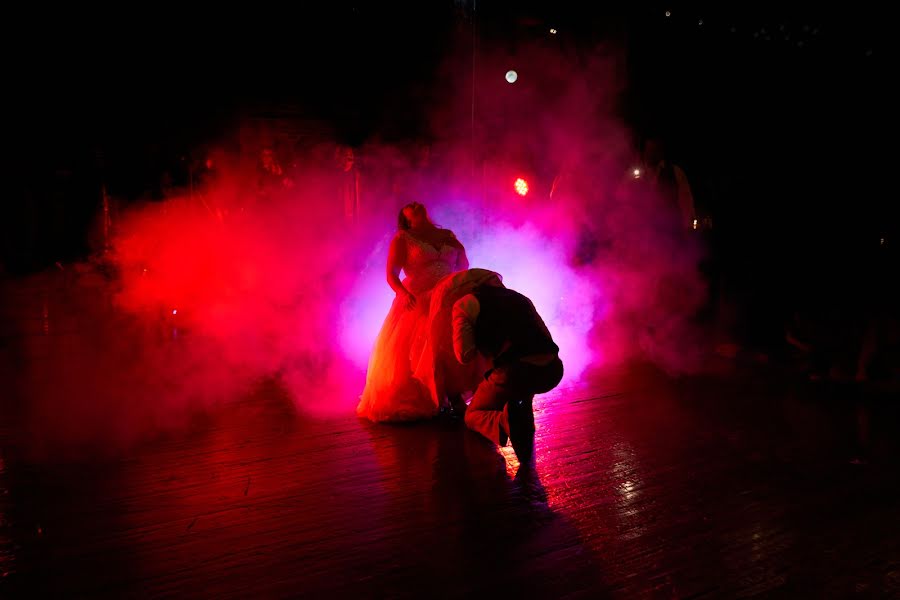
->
387 234 416 308
456 246 469 271
445 230 469 271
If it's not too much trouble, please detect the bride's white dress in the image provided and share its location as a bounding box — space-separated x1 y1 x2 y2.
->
356 230 498 422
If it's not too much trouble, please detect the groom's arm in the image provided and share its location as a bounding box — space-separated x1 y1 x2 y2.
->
452 294 480 364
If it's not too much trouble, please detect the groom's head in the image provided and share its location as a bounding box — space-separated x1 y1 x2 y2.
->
473 276 505 296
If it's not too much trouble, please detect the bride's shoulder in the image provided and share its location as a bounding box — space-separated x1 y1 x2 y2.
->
390 230 410 247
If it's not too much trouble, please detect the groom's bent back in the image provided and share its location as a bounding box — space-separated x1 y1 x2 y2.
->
452 282 563 459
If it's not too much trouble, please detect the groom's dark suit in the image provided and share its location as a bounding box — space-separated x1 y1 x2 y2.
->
452 283 563 456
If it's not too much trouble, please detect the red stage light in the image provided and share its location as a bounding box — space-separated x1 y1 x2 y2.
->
514 178 529 197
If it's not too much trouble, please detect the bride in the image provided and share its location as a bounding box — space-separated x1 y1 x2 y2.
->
357 202 496 422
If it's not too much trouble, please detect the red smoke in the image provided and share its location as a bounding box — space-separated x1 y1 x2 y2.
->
11 38 708 456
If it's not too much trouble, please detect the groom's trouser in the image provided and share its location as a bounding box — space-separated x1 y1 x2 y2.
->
465 356 563 446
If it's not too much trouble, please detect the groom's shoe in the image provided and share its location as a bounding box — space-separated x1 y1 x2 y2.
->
507 398 535 461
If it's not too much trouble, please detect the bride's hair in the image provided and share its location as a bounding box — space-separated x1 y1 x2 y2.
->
397 203 435 231
398 207 412 230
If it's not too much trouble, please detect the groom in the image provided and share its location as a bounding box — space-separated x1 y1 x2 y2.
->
451 279 563 459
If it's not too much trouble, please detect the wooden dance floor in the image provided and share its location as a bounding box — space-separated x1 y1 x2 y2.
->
2 360 900 598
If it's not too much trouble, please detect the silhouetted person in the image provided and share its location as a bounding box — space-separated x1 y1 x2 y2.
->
639 138 696 230
334 145 360 223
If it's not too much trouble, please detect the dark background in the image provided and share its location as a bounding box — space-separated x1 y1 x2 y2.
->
4 2 895 349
